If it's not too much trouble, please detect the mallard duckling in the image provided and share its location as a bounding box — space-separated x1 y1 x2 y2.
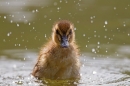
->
32 20 80 80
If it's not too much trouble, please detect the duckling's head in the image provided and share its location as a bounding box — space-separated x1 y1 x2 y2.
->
52 20 75 48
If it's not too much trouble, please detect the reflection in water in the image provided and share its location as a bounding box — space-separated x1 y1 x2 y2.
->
40 79 79 86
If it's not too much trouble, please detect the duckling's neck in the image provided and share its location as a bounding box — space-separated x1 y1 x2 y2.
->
44 40 78 60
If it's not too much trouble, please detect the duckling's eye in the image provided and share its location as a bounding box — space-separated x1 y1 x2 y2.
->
68 30 72 35
69 30 72 35
56 29 60 35
67 30 72 38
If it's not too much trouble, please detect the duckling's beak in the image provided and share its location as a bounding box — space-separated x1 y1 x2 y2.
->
61 35 69 48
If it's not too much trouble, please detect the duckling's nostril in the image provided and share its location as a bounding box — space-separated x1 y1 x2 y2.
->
56 29 59 35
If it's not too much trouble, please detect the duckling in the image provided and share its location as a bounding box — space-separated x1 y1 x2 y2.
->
32 20 80 80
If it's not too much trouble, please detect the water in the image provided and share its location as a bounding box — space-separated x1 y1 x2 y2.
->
0 45 130 86
0 0 130 85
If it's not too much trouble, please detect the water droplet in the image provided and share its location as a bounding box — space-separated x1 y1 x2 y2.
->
57 7 60 10
123 24 126 27
80 73 82 76
97 45 100 48
83 34 86 36
10 20 13 23
93 57 95 59
60 0 62 3
90 16 93 19
97 42 100 44
45 34 46 37
105 21 108 25
32 10 35 13
77 21 79 23
105 28 107 31
114 7 116 10
17 24 19 27
4 16 6 19
12 15 14 17
104 36 107 38
54 2 57 6
93 71 97 75
7 33 10 36
44 15 47 18
91 20 93 23
7 32 12 36
23 15 25 18
86 45 87 47
92 48 95 52
3 39 6 42
36 9 39 12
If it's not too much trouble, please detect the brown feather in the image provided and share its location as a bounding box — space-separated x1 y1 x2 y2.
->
32 20 80 80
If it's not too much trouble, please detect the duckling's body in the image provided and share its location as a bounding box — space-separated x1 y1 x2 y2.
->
32 20 80 80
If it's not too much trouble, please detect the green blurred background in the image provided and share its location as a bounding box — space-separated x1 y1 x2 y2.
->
0 0 130 52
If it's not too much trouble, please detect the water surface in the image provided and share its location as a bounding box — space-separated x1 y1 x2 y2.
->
0 45 130 86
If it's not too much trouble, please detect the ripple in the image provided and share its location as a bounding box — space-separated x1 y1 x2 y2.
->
0 48 130 85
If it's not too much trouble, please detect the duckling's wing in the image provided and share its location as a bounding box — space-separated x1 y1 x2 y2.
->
32 57 48 78
32 62 39 76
